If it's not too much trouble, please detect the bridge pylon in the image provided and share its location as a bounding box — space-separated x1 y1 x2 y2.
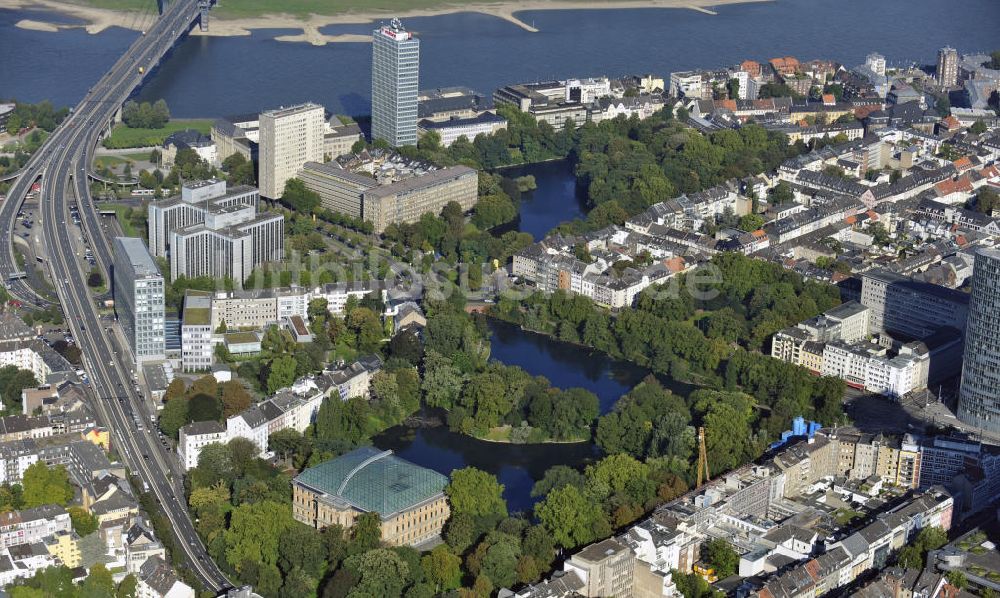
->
198 0 210 31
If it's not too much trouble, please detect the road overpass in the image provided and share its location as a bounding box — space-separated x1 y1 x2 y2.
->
1 0 232 592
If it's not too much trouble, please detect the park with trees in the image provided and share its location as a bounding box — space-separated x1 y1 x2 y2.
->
491 251 847 447
78 101 854 597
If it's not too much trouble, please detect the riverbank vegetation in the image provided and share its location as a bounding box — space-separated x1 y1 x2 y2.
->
1 99 68 136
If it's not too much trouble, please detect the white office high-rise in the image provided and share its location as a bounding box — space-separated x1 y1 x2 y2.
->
112 237 165 365
371 18 419 147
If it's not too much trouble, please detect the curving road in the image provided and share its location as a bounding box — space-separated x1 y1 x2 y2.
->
2 0 231 592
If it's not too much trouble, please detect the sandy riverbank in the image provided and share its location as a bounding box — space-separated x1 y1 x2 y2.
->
15 17 59 31
3 0 127 33
6 0 772 44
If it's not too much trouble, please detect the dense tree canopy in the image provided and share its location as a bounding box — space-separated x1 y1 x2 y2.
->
446 467 508 521
596 377 692 462
702 537 739 578
21 462 73 508
3 100 69 135
121 100 170 129
492 253 846 440
282 178 322 214
0 366 38 412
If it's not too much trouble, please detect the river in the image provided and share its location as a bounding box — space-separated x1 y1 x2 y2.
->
373 319 694 514
2 0 999 116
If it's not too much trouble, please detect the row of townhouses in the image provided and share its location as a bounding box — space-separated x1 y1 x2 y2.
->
178 356 383 469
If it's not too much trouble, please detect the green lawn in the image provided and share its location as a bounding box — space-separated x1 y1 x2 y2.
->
94 156 129 168
483 426 513 442
104 203 147 239
834 509 863 525
123 151 155 161
103 119 212 149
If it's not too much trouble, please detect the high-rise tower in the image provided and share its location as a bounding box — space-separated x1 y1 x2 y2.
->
113 237 165 365
957 248 1000 434
258 103 325 199
371 18 419 147
936 47 959 87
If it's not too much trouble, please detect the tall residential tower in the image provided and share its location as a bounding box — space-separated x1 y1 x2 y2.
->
258 103 325 199
936 46 959 87
371 18 419 147
957 249 1000 434
113 237 165 365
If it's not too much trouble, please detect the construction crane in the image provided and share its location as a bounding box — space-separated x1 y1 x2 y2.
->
696 426 711 488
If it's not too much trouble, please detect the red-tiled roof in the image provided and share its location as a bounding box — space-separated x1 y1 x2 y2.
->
854 105 882 119
935 176 973 196
804 559 822 580
769 56 800 73
979 165 999 179
953 156 973 171
664 256 686 273
740 60 761 76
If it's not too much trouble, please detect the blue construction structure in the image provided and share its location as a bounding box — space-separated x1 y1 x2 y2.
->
768 416 822 450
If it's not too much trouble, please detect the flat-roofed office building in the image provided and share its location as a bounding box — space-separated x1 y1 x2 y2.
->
180 291 213 372
147 179 258 258
362 165 477 232
297 162 377 219
113 238 165 364
151 180 283 287
860 270 970 338
298 163 477 232
170 212 283 287
259 103 325 199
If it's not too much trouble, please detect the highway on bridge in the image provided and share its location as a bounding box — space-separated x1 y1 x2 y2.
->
2 0 231 592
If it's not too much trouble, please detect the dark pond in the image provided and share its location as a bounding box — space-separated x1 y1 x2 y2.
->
374 319 694 512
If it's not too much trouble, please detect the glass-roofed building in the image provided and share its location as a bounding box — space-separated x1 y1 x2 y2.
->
292 446 450 547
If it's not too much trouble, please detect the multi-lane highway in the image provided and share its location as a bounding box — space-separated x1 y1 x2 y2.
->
2 0 231 592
